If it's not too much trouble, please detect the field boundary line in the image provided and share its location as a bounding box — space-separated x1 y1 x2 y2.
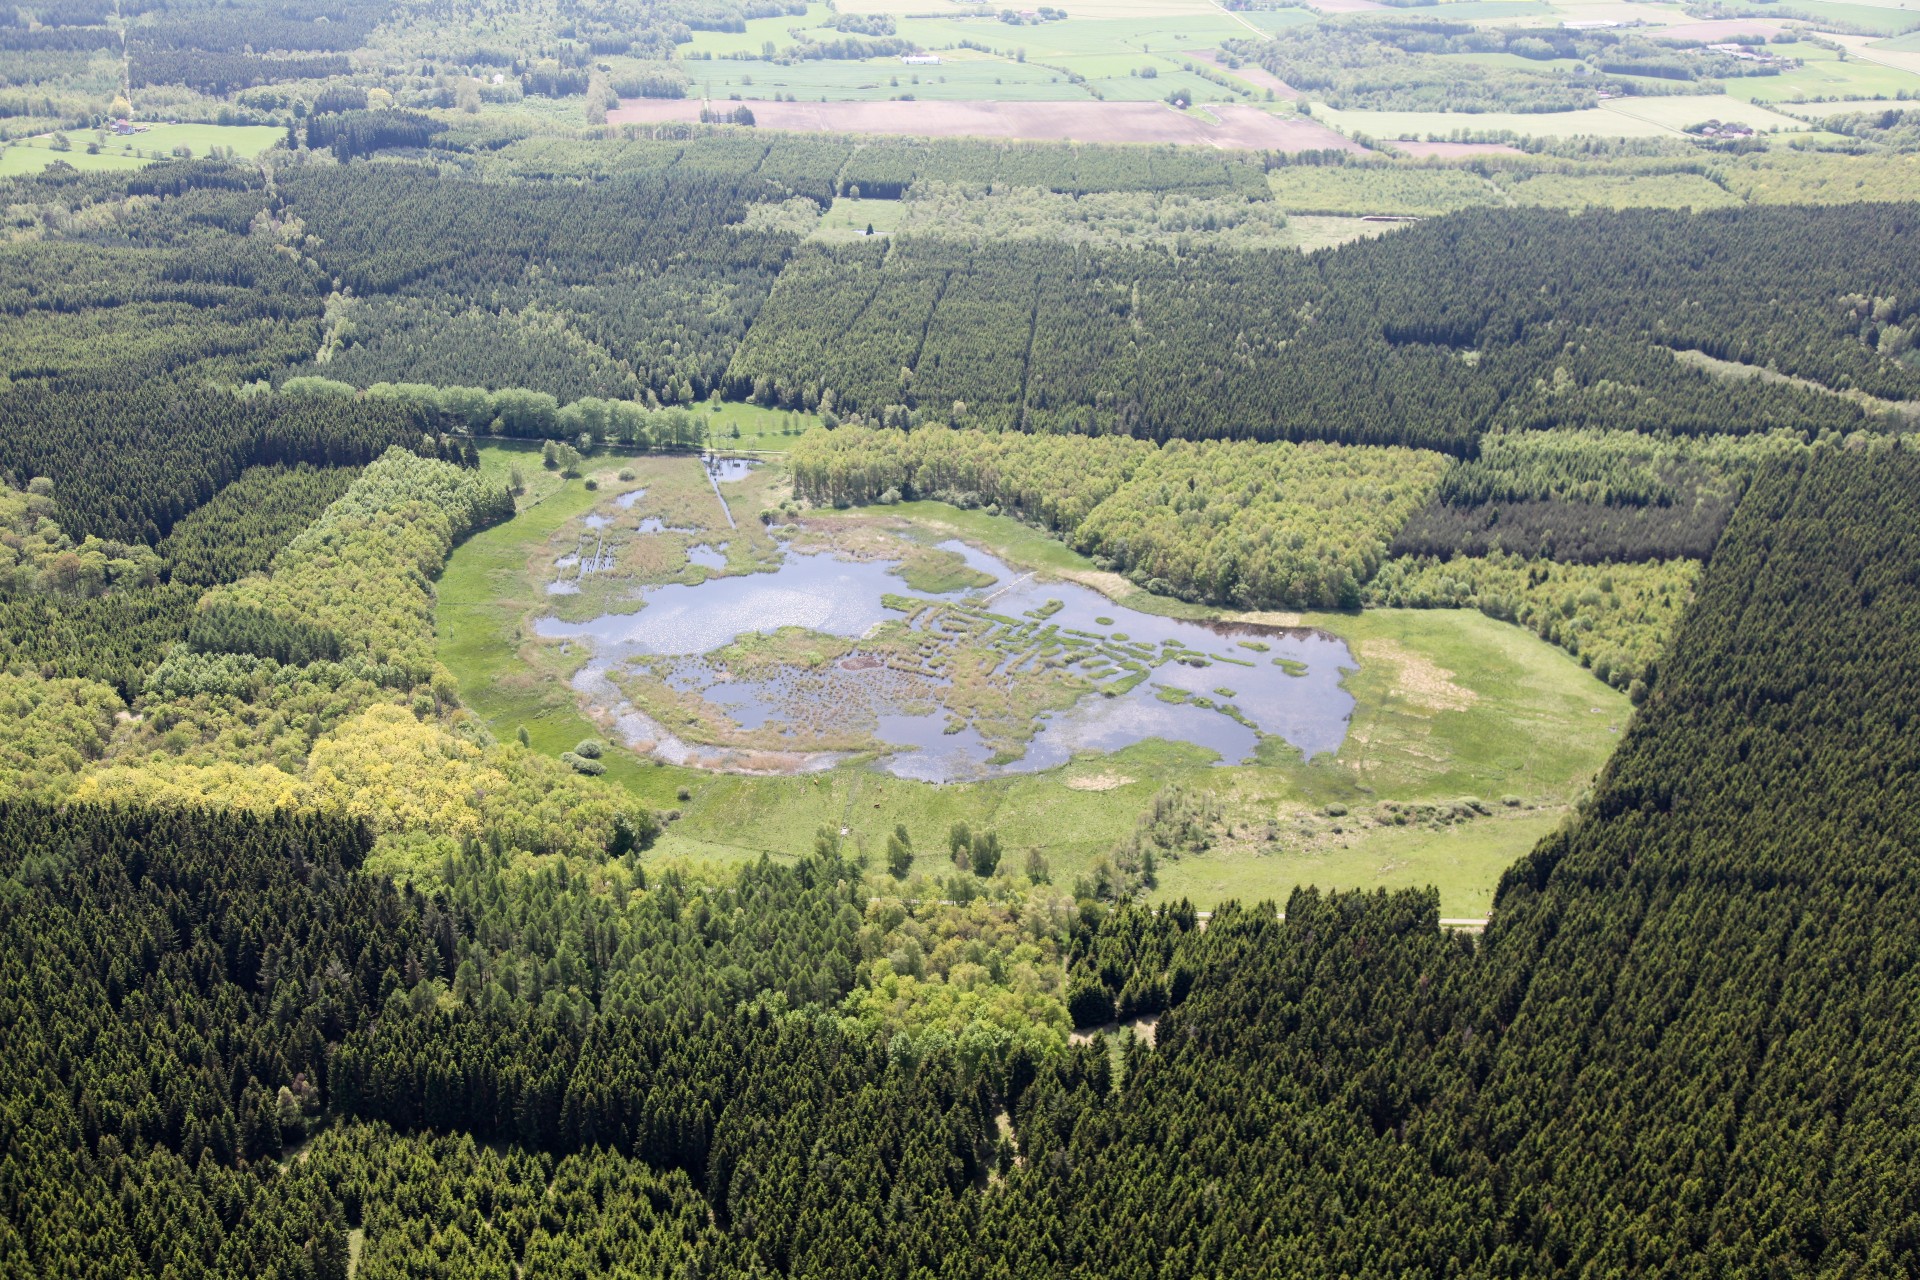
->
1213 2 1269 39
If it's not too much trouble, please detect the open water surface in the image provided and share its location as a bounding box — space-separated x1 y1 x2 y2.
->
537 536 1356 781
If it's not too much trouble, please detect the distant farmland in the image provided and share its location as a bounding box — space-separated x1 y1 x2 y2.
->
607 98 1365 149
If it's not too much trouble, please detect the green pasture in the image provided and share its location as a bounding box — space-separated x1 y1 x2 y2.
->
1773 94 1919 114
1151 806 1565 920
809 194 910 242
681 53 1082 102
1601 93 1808 132
698 399 824 450
1733 44 1920 101
1698 0 1920 35
0 144 148 175
679 4 833 58
1 122 285 174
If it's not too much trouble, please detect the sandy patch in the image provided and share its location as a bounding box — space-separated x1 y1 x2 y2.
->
1359 638 1477 713
1225 609 1306 629
609 99 1366 151
1065 772 1134 791
1060 567 1139 599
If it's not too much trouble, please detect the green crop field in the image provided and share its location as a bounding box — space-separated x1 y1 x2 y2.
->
1698 0 1920 35
679 52 1083 102
1734 44 1920 102
0 145 150 175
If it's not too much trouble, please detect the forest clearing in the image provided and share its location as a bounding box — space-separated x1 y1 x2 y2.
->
435 444 1628 915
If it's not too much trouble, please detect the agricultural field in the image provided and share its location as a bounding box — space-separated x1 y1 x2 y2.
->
1732 42 1920 102
611 96 1357 146
675 52 1087 103
1317 95 1810 142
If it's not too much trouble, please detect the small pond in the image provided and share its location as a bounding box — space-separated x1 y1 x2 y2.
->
537 534 1356 782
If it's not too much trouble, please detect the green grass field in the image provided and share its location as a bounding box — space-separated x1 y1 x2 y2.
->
1733 44 1920 102
697 399 824 450
809 195 910 243
1317 93 1807 142
1696 0 1920 36
0 145 149 175
679 3 832 57
1 122 286 175
437 474 1629 914
680 52 1083 103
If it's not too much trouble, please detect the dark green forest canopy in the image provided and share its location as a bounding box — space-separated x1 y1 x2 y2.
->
1 162 1911 521
1 145 1919 1277
729 202 1920 448
4 448 1918 1275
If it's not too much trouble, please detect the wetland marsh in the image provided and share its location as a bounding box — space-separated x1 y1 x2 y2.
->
437 445 1629 913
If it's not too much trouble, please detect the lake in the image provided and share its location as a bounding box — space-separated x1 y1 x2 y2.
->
537 528 1356 782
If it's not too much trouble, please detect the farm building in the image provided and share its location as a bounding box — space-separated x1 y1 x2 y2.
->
901 54 942 66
